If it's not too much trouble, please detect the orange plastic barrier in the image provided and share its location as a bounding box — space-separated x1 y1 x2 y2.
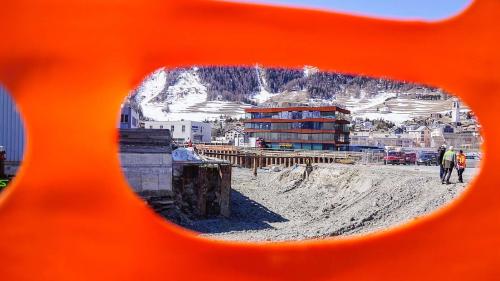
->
0 0 498 280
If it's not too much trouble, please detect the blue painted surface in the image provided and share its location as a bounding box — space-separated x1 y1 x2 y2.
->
0 87 25 162
237 0 472 20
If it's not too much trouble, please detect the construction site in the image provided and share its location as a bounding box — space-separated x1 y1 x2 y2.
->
174 146 477 242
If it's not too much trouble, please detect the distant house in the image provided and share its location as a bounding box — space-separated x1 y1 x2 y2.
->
144 120 212 143
431 124 481 149
391 127 405 135
119 103 140 129
407 126 431 148
224 128 245 144
350 131 413 148
430 113 443 119
370 133 414 148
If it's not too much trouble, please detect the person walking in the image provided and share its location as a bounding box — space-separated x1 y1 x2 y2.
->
438 145 447 179
456 150 467 183
442 146 456 184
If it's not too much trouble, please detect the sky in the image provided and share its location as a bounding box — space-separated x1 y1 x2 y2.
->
237 0 473 20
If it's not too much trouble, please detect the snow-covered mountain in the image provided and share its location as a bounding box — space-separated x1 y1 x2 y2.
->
128 66 457 124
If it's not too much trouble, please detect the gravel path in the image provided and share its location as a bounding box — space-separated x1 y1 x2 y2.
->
181 163 475 242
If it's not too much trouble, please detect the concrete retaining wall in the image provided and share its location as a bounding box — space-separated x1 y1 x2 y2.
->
120 153 172 193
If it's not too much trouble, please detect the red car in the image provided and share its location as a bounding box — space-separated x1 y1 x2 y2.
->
404 152 417 165
384 151 405 165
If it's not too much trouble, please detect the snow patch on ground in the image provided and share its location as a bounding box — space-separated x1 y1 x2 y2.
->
354 112 412 124
303 65 319 77
252 65 277 103
344 91 398 113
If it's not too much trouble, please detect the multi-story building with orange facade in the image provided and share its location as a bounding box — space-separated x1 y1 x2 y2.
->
244 104 350 151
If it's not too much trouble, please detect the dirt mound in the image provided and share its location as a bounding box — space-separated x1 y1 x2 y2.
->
180 164 472 242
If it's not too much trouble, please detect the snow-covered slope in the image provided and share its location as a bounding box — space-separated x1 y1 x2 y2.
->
133 68 167 105
130 66 456 124
134 68 248 121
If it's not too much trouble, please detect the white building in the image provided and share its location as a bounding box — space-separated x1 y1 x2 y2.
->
350 131 414 148
144 121 212 143
224 128 245 144
119 103 140 129
431 124 481 149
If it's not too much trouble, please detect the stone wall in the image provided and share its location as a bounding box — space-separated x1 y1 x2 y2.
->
173 162 231 219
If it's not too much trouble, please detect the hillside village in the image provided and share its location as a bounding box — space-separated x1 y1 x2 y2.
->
125 66 481 151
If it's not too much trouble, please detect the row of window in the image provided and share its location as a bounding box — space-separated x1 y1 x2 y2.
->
246 110 348 120
148 125 187 132
250 132 349 142
266 143 349 151
245 122 349 132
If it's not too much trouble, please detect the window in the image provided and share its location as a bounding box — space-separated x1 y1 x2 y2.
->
182 125 186 132
160 125 163 129
149 126 153 129
120 114 129 123
171 125 174 132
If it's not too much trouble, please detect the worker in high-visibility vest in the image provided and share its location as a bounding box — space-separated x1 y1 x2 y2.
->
441 146 456 185
456 150 467 183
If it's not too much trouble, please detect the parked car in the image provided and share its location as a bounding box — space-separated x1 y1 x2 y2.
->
417 151 439 166
465 153 481 168
404 152 417 165
384 150 405 165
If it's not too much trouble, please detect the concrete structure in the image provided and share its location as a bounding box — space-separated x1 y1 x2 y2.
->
119 129 172 194
119 103 140 129
144 121 211 143
0 87 25 163
244 104 351 151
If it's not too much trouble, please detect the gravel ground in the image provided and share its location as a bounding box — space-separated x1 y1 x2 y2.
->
181 163 476 242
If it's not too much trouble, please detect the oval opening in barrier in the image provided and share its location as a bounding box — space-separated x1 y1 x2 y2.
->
232 0 474 21
0 86 26 193
117 65 483 242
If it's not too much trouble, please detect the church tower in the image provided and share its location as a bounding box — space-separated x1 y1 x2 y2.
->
452 98 460 124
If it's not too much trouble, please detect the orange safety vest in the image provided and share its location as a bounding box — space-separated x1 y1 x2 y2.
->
457 154 467 168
